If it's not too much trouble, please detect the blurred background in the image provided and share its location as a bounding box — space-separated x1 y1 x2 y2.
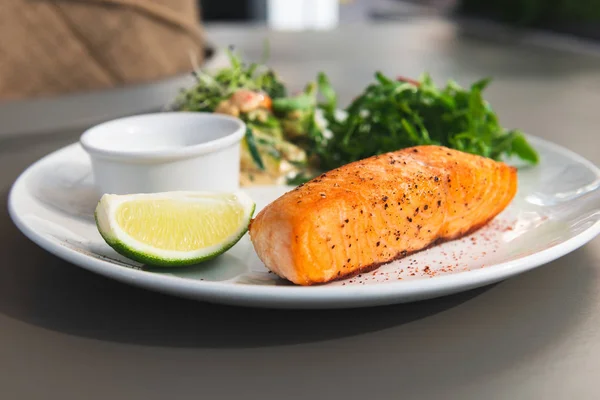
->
1 0 600 137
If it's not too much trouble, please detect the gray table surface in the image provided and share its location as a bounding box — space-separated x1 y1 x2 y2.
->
2 19 600 400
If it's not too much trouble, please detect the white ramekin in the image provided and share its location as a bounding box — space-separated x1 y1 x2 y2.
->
80 112 246 195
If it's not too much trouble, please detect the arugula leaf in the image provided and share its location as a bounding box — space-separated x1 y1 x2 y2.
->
317 72 337 115
509 131 540 164
272 94 316 113
470 77 492 92
272 82 317 113
316 71 539 170
244 127 265 170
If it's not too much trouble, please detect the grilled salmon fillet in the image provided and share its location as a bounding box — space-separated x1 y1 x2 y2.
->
249 145 517 285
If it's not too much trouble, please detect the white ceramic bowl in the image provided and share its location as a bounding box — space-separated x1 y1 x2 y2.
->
80 112 246 195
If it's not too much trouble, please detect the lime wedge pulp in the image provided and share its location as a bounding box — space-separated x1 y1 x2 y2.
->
95 191 255 267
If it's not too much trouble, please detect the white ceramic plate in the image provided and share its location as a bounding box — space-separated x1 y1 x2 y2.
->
9 137 600 309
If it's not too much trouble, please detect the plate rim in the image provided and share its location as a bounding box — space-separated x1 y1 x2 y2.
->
8 135 600 307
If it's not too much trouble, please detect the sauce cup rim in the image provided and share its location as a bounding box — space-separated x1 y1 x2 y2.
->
80 112 246 162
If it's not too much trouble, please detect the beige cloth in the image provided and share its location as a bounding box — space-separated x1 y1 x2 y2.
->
0 0 205 100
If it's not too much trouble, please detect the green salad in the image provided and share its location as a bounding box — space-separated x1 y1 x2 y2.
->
170 48 539 185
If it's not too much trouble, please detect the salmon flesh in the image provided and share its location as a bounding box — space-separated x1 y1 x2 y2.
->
249 145 517 285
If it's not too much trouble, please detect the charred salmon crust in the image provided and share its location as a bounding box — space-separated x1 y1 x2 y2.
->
249 145 518 285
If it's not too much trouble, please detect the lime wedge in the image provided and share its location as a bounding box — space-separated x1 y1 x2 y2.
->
95 191 255 267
